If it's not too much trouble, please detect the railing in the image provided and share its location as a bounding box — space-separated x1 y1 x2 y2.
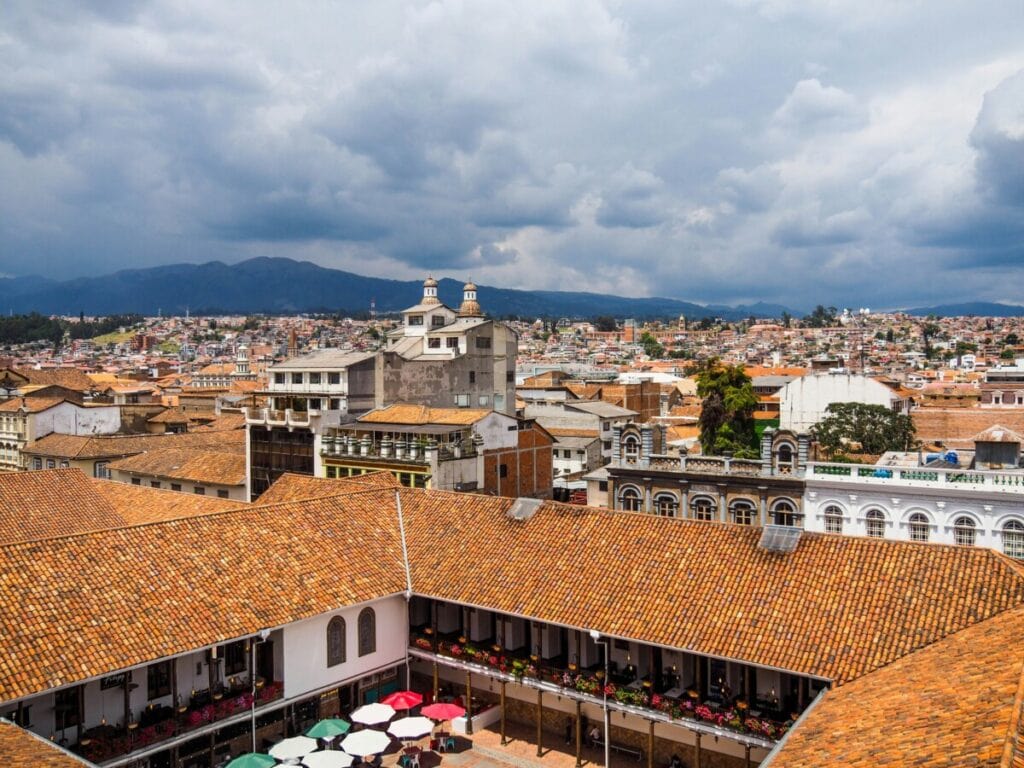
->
808 462 1024 493
410 635 787 747
76 682 284 764
245 408 317 427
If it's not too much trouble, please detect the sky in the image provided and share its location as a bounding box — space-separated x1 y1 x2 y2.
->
1 1 1022 310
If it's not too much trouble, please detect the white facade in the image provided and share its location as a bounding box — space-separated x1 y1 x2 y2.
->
0 401 120 471
804 462 1024 556
777 373 907 432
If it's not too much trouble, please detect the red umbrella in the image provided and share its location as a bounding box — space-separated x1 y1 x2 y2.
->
382 691 424 711
421 703 465 722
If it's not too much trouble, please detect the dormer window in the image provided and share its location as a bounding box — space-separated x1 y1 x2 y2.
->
408 315 424 326
432 315 446 327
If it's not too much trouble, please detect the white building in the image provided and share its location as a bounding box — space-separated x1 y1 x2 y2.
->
777 373 911 432
0 398 121 471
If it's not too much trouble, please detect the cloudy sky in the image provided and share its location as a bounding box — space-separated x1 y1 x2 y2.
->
2 1 1022 310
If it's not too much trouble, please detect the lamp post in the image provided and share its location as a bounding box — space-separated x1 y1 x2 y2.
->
589 630 610 768
251 629 272 752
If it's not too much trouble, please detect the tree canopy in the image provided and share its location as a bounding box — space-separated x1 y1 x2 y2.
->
811 402 917 456
693 357 758 457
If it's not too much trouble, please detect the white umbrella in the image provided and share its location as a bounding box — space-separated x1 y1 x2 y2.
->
350 702 396 726
270 736 319 760
340 729 392 757
387 717 434 741
303 752 355 768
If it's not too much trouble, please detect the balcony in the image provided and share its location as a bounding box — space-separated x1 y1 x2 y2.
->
409 634 785 749
808 462 1024 494
75 681 283 765
245 408 319 428
321 435 478 464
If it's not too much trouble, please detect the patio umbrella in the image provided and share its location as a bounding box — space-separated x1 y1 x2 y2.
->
340 728 392 757
306 718 352 740
421 703 465 722
387 716 434 741
302 752 355 768
227 755 277 768
381 691 423 712
269 736 319 760
350 702 396 726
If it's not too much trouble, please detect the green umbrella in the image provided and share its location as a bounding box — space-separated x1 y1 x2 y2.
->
226 754 277 768
306 718 352 739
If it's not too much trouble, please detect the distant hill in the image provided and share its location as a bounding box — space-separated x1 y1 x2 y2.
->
0 257 798 321
902 302 1024 318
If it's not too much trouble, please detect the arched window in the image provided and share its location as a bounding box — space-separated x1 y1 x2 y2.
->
771 500 802 527
1002 520 1024 559
690 496 716 521
865 509 886 538
953 516 976 547
823 505 843 534
622 435 640 463
358 608 376 657
776 443 795 473
908 513 930 543
327 616 346 667
653 493 679 517
619 486 643 512
730 500 756 526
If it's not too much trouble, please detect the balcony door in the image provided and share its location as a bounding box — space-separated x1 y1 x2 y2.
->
257 640 275 684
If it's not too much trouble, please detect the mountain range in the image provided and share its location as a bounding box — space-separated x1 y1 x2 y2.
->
0 257 797 320
901 302 1024 318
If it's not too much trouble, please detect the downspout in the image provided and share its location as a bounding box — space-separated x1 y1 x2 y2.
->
395 489 414 688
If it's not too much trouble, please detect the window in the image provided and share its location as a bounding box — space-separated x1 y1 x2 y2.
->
622 435 640 462
150 481 161 488
499 464 508 478
455 394 469 407
479 395 489 406
274 372 285 385
171 483 182 492
330 398 341 410
469 371 476 384
446 337 459 348
428 338 441 349
131 478 141 486
33 457 42 470
327 616 347 667
619 486 643 512
3 705 31 727
691 496 716 521
94 461 110 479
598 481 608 492
1003 520 1024 559
408 315 424 326
147 661 172 699
217 489 229 499
730 500 756 526
291 373 303 385
908 513 929 542
772 500 803 527
358 608 376 656
46 459 55 469
224 640 246 675
653 493 679 517
475 336 492 349
309 372 321 385
506 371 514 383
60 460 69 469
953 516 976 546
328 372 341 385
824 505 844 534
865 509 886 538
432 315 446 327
309 398 321 410
194 486 206 495
54 686 81 729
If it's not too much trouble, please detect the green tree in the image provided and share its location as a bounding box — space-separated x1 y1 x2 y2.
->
1005 332 1019 346
802 305 838 328
593 315 616 332
780 311 791 328
811 402 917 456
1001 348 1016 360
639 331 664 359
885 328 894 343
694 358 758 457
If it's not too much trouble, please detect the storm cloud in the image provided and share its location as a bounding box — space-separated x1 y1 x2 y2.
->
1 0 1022 309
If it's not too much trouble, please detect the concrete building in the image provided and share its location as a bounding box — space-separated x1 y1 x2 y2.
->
777 373 911 432
524 400 636 460
0 398 121 471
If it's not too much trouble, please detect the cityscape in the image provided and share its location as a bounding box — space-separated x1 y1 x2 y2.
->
2 3 1023 768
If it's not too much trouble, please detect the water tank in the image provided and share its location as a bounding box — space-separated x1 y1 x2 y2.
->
925 453 941 464
944 451 959 465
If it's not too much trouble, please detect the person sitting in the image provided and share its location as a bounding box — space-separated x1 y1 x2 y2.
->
588 725 601 746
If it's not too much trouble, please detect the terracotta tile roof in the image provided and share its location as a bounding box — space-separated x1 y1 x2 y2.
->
23 429 244 460
0 491 405 702
92 480 245 524
400 495 1024 685
107 449 246 486
974 424 1024 444
11 367 94 393
197 363 235 375
146 408 190 424
546 427 600 438
0 469 127 544
191 412 248 431
0 719 92 767
0 397 66 413
358 404 492 426
257 471 399 504
764 605 1024 767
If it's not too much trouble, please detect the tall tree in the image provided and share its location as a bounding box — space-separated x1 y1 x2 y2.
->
811 402 917 456
693 358 758 457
